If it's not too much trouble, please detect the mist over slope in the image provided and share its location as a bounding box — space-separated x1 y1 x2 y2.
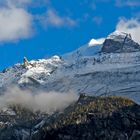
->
0 86 78 113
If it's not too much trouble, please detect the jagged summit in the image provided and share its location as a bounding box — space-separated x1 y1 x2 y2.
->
0 55 62 89
102 30 140 53
107 30 132 40
64 31 140 62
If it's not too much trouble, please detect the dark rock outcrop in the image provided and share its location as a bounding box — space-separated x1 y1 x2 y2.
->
0 95 139 140
102 31 140 53
33 95 140 140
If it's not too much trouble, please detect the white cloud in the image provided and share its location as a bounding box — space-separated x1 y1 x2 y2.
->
0 7 33 42
0 0 32 8
0 0 33 42
116 18 140 44
40 9 76 28
92 0 140 7
115 0 140 7
6 0 32 7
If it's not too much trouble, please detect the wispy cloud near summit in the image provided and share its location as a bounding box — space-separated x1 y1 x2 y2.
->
116 18 140 43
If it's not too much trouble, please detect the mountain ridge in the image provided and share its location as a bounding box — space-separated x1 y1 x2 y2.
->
0 31 140 140
0 31 140 103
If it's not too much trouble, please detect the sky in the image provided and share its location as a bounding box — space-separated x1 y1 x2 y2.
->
0 0 140 70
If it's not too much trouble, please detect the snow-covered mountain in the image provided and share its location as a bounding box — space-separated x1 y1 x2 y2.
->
0 31 140 104
1 30 140 140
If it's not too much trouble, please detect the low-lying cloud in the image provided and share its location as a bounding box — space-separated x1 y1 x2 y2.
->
0 87 78 114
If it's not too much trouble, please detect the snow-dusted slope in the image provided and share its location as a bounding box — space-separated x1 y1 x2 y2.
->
0 55 62 88
0 31 140 104
102 30 140 53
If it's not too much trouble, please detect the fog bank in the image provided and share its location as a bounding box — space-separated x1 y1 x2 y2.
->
0 87 78 113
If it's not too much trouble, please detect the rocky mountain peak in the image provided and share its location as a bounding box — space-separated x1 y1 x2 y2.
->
102 31 140 53
107 31 132 40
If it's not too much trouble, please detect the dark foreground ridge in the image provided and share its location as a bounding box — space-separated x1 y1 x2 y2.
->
33 95 140 140
0 95 140 140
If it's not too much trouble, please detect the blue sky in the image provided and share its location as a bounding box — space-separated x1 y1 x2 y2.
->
0 0 140 70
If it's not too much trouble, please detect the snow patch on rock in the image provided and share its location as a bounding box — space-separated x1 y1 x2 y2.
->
88 38 104 47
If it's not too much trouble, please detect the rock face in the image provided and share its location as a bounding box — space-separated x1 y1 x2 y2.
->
102 31 140 53
32 95 140 140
